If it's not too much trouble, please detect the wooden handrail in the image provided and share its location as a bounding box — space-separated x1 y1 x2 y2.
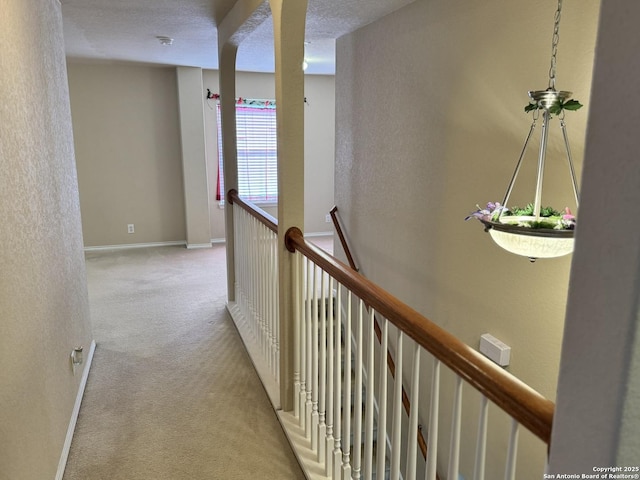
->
329 206 358 272
330 205 429 461
228 189 278 233
285 226 555 445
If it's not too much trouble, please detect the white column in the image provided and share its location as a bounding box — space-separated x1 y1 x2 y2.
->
270 0 308 412
217 44 238 302
217 0 271 301
549 0 640 471
176 67 212 249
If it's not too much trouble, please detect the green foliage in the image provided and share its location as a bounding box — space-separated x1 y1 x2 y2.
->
524 98 583 115
549 99 583 115
503 203 562 217
525 218 563 229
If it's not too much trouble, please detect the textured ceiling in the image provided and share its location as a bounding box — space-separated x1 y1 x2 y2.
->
61 0 415 74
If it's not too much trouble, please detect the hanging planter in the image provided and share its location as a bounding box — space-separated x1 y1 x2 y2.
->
466 0 582 262
467 202 576 261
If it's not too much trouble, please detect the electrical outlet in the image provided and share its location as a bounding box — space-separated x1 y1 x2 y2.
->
325 214 331 223
127 224 135 234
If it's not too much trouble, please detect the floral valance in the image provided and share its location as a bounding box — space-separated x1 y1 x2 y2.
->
206 89 275 109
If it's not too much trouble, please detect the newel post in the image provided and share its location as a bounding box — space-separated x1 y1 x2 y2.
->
270 0 308 411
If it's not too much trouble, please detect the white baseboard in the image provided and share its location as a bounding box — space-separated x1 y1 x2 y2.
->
84 234 331 252
277 410 331 480
56 339 96 480
304 231 333 238
186 242 213 249
84 241 186 252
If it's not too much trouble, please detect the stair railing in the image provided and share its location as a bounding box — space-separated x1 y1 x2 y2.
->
226 190 554 480
226 190 281 402
330 206 431 464
285 226 554 480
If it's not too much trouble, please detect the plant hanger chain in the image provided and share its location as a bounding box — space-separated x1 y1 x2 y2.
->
548 0 563 90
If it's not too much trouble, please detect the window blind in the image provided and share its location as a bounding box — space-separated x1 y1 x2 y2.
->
217 103 278 204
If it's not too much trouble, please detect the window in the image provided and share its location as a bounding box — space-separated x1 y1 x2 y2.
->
216 102 278 205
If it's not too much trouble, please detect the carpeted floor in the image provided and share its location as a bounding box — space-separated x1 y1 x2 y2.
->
63 244 305 480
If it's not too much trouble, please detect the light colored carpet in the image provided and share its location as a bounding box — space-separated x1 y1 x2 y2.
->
63 245 305 480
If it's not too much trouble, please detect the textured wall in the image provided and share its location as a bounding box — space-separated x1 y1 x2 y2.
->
68 63 186 247
69 66 334 247
334 0 600 477
0 0 94 478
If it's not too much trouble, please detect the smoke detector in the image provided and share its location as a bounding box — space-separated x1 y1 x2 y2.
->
156 36 174 46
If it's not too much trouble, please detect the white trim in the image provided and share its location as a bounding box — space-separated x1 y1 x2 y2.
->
186 243 212 249
84 241 186 252
83 235 330 252
304 231 333 238
226 301 281 410
56 339 96 480
277 411 331 480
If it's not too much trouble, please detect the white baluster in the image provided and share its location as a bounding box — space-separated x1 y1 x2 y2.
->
352 300 364 480
262 222 268 365
425 359 440 480
448 376 463 480
264 226 270 365
318 269 327 464
255 221 260 349
233 209 239 303
247 217 253 341
293 251 301 420
406 342 421 480
272 230 279 380
376 318 389 480
504 419 519 480
311 262 320 454
235 209 243 316
473 395 489 480
305 258 313 441
273 233 279 384
237 209 244 311
390 331 403 480
257 220 263 353
244 212 250 319
325 276 335 476
342 291 352 480
240 211 247 326
298 253 307 427
251 219 256 336
363 308 375 480
333 283 343 480
246 214 252 330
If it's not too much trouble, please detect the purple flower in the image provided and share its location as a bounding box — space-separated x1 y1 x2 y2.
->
465 202 504 222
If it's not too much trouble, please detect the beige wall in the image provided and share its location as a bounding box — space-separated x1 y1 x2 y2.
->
0 0 94 478
68 63 186 247
203 70 336 239
68 65 335 247
334 0 600 477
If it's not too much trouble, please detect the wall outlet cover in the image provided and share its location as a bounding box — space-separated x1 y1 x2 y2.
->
479 333 511 367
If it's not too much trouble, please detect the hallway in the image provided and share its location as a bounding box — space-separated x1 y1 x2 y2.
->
63 245 304 479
